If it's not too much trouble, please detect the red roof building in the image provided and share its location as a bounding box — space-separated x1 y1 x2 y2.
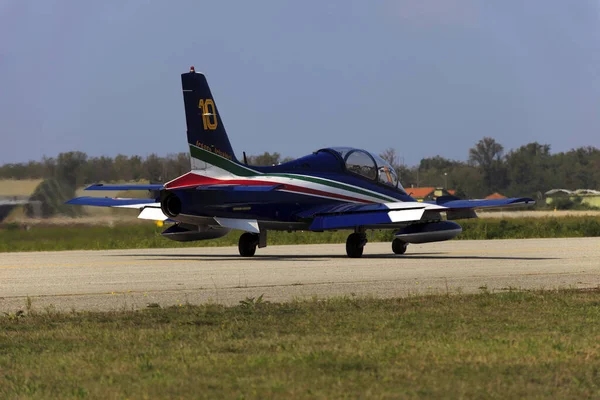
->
485 192 507 200
407 187 456 201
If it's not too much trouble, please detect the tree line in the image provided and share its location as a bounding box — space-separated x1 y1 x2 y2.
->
1 138 599 200
0 152 190 188
380 138 600 199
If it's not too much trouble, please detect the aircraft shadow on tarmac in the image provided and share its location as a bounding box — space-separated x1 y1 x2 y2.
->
112 253 557 262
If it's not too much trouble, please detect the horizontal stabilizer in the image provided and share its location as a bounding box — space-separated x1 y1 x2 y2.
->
85 184 164 191
66 197 158 208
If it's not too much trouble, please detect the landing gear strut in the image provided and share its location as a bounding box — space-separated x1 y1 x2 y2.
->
392 238 408 255
346 232 367 258
238 232 258 257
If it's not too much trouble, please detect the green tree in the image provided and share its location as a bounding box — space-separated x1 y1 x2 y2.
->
448 165 485 198
468 137 507 193
56 151 88 189
505 142 552 197
25 178 82 218
128 155 143 181
143 154 163 183
419 156 460 171
113 154 133 182
414 156 462 189
248 152 282 166
162 153 190 181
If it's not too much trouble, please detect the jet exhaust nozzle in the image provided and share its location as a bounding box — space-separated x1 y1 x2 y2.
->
161 191 182 218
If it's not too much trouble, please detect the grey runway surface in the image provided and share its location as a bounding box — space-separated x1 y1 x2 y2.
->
1 237 599 312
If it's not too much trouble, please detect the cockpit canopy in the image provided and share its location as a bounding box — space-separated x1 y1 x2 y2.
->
324 147 401 189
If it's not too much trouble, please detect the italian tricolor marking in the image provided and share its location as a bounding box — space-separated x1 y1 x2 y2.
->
166 144 400 204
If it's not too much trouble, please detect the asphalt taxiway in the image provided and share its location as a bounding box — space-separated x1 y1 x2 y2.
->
1 237 599 312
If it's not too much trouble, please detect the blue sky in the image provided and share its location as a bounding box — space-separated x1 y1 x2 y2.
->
1 0 599 166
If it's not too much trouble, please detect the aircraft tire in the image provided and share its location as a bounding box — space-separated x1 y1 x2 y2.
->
346 233 366 258
392 238 408 255
239 232 258 257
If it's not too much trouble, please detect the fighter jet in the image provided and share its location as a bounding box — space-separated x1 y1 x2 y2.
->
68 67 535 258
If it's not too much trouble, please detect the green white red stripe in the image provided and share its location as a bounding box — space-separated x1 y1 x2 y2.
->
164 144 400 203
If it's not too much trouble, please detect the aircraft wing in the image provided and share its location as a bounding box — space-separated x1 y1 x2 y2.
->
298 196 535 230
65 197 167 221
66 183 167 221
298 202 446 231
434 197 535 209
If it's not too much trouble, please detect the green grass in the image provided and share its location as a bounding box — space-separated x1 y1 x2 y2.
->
1 290 599 398
1 216 599 252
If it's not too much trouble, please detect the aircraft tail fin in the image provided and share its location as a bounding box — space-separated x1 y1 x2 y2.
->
181 67 239 167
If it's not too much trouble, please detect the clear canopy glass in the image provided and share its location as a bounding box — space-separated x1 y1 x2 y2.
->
326 147 401 189
372 154 399 188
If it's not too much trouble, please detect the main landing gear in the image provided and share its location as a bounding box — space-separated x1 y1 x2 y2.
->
392 238 408 255
238 230 267 257
238 232 258 257
345 232 409 258
346 232 367 258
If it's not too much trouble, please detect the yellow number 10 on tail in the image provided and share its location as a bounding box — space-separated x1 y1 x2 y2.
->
198 99 218 130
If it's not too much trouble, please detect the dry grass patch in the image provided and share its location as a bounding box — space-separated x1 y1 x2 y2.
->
0 179 43 196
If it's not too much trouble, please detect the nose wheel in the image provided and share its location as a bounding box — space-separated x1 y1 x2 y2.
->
346 233 367 258
239 232 258 257
392 238 408 255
